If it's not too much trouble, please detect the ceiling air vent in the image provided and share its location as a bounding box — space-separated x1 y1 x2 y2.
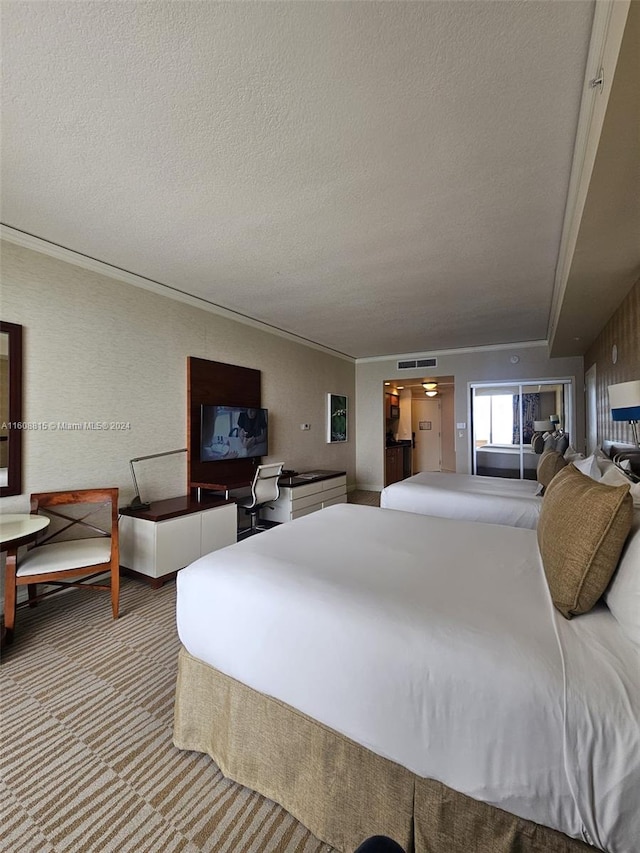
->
397 357 437 370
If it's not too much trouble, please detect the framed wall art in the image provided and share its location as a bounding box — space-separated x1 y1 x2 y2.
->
327 393 348 443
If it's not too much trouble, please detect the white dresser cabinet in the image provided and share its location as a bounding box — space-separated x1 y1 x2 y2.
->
119 496 237 586
262 471 347 523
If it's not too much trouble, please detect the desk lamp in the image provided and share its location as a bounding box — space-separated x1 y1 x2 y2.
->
127 448 187 510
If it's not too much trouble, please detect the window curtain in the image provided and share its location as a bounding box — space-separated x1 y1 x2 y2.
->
513 394 540 444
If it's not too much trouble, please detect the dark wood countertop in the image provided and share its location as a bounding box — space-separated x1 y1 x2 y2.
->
278 470 346 488
119 494 233 522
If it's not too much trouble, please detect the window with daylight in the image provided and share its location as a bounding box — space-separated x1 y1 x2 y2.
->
473 393 514 446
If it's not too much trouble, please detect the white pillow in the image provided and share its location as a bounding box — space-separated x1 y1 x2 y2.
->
597 456 615 475
564 445 584 462
600 465 640 510
605 511 640 647
573 454 601 481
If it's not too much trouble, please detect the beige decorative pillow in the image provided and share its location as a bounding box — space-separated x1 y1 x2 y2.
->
537 464 633 619
536 450 567 492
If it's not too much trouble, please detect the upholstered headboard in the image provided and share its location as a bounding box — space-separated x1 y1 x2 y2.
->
602 441 640 478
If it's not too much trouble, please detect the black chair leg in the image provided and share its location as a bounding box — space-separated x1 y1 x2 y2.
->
238 509 259 538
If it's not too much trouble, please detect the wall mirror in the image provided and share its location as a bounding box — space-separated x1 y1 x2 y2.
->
0 321 23 497
470 380 572 481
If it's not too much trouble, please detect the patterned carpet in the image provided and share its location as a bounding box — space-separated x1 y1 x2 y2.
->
1 579 334 853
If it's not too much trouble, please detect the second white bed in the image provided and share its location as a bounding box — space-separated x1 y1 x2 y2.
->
380 470 542 527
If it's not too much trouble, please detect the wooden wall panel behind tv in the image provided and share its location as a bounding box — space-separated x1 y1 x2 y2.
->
188 357 261 490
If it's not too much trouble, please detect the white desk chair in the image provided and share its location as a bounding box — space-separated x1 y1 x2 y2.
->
236 463 284 536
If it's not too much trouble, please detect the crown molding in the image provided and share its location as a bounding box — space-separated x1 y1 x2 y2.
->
0 224 355 363
547 0 631 349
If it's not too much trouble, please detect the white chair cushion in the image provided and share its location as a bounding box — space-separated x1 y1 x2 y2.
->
17 538 112 577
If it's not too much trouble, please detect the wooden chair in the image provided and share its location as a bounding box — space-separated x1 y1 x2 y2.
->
3 488 120 639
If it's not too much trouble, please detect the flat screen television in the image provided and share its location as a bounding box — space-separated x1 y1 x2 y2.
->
200 405 268 462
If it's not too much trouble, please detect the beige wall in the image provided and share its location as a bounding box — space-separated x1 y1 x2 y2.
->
0 241 356 512
356 346 584 490
584 278 640 447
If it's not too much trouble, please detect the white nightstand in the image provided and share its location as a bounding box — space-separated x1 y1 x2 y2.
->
262 471 347 523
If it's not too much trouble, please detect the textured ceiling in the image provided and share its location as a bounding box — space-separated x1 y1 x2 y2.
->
2 0 627 359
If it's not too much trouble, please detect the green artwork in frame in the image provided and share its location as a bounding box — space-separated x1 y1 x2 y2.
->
327 393 348 443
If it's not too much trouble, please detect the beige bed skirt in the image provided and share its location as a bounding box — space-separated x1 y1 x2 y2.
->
173 647 591 853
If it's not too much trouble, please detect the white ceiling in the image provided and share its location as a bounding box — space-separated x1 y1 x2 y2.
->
2 1 638 359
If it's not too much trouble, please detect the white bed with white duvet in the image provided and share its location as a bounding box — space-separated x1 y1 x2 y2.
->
175 503 639 853
380 470 542 528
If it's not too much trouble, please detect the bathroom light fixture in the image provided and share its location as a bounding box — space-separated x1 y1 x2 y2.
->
425 390 438 397
422 382 437 391
608 380 640 447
